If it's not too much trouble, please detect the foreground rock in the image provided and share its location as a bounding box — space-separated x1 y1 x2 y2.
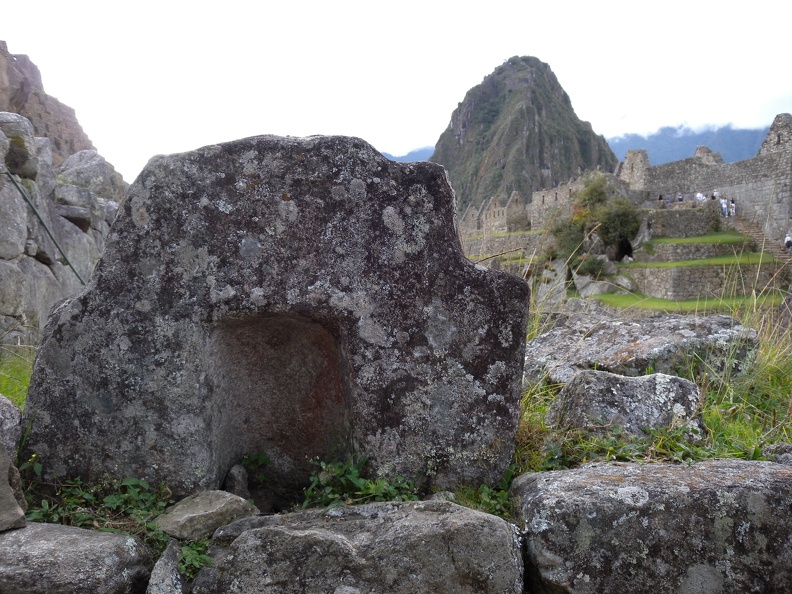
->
146 540 183 594
0 522 152 593
0 393 21 455
523 309 757 385
154 490 259 540
511 460 792 593
22 135 530 501
0 442 25 531
546 370 702 437
193 500 523 593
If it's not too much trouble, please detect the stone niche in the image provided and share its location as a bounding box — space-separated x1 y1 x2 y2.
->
22 135 530 501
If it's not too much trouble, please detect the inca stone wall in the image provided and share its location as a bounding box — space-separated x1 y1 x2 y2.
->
648 201 721 238
618 113 792 242
626 262 782 301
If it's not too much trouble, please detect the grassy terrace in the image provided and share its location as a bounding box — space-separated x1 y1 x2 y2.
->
461 229 541 241
644 231 751 245
591 291 785 313
621 252 777 269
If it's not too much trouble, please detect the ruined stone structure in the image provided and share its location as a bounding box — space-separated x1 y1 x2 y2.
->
459 114 792 290
0 41 94 166
616 113 792 242
22 135 530 501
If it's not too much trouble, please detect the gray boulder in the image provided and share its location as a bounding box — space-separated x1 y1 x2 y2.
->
524 310 757 385
55 149 127 203
0 522 152 593
546 370 702 437
22 135 530 500
0 112 38 179
0 393 21 456
0 175 27 260
511 460 792 593
154 490 259 540
571 270 615 297
146 540 184 594
193 500 523 594
0 443 25 531
0 112 124 345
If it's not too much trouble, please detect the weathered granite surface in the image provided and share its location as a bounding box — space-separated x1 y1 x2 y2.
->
0 522 152 593
0 111 123 345
546 370 702 438
193 500 523 593
511 460 792 593
22 135 530 499
524 309 757 385
154 490 259 540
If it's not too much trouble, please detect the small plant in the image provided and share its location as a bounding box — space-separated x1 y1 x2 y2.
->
23 468 173 553
574 255 608 279
453 465 516 519
179 539 211 581
302 457 418 509
241 451 271 485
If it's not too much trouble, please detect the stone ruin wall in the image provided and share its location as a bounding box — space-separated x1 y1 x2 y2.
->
628 262 782 301
638 238 753 263
618 114 792 242
648 201 721 238
529 178 583 231
0 41 94 166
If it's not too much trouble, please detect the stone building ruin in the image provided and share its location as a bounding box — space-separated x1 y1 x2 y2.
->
460 113 792 271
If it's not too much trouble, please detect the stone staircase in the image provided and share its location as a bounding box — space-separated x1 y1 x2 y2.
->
724 215 792 279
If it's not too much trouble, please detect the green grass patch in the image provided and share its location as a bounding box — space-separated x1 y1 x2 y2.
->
0 344 34 411
590 291 784 313
646 231 751 245
621 252 777 269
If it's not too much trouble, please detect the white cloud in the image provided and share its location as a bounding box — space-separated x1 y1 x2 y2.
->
4 0 790 180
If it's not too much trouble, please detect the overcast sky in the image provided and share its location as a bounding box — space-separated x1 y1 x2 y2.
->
5 0 790 182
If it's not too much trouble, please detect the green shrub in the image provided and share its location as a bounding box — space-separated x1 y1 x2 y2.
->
550 219 584 260
302 458 418 509
574 255 608 279
594 196 641 248
575 172 608 209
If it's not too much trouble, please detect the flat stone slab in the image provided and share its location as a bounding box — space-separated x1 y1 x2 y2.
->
511 460 792 593
524 310 757 385
154 490 259 540
193 500 523 593
22 135 530 499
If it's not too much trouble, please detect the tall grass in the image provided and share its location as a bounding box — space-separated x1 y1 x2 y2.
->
0 342 34 411
516 235 792 473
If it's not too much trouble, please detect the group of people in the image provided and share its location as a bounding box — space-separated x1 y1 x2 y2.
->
657 190 736 216
717 193 737 217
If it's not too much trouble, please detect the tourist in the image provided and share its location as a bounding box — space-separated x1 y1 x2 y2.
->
785 234 792 251
677 192 684 202
729 199 736 217
719 196 728 216
696 191 706 203
658 194 664 208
